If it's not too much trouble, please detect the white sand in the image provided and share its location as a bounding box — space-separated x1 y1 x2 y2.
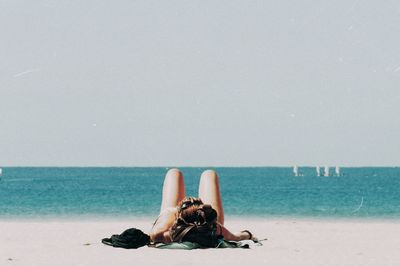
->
1 218 400 266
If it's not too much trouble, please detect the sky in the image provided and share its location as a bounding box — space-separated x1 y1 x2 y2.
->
1 0 399 166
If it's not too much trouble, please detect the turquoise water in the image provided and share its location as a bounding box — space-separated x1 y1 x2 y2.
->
0 167 399 219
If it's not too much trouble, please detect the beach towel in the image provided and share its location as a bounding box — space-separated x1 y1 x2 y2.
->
153 239 262 249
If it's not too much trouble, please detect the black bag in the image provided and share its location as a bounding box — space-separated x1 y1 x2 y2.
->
102 228 150 249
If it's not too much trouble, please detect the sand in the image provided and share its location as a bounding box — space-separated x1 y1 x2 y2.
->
1 218 399 266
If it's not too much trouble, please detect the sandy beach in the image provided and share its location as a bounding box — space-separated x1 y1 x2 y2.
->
1 218 399 266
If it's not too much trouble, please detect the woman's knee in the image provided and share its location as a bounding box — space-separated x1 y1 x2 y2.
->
165 168 183 180
200 169 218 180
167 168 181 175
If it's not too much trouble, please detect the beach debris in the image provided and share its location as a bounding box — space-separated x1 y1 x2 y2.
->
8 258 13 261
83 243 91 246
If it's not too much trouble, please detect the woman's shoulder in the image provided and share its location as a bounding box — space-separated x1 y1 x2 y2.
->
160 207 178 216
150 207 179 241
155 207 178 225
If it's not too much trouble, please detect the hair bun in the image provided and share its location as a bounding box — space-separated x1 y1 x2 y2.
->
200 205 217 224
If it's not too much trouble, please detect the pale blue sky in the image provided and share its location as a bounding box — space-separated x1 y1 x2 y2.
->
1 0 399 166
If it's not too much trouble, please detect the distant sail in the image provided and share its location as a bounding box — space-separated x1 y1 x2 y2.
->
316 166 321 176
324 166 329 177
0 168 2 175
293 166 299 176
335 166 340 176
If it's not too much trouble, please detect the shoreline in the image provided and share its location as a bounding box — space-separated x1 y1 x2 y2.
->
1 214 399 223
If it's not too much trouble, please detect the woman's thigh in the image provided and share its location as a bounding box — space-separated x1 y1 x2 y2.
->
160 168 186 213
198 169 224 225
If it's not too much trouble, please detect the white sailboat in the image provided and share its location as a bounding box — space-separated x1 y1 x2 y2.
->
335 166 340 176
316 166 321 176
293 166 299 177
324 166 330 177
0 168 2 175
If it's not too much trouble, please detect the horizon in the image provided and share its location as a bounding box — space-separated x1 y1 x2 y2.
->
1 165 399 168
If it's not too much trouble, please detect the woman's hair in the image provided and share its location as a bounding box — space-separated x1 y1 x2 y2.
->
179 204 217 225
171 197 219 247
177 197 203 211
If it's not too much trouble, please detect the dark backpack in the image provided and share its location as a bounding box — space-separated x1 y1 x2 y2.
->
102 228 150 249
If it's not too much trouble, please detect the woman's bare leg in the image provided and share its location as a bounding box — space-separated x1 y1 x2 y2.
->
198 170 225 225
160 168 186 213
150 168 185 243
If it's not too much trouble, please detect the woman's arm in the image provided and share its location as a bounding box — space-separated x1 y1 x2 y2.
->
149 228 172 243
217 223 254 241
149 208 177 243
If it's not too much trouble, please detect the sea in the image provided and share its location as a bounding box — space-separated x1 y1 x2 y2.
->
0 167 399 219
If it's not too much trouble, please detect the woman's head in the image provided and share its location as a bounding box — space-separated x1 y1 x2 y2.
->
179 204 217 225
178 197 203 211
177 197 217 225
171 199 219 247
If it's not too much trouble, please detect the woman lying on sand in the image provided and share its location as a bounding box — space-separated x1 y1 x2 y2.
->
149 168 256 247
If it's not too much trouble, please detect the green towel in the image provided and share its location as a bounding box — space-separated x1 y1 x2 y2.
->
154 239 261 249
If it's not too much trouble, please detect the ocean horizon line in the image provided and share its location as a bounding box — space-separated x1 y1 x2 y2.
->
1 165 399 168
